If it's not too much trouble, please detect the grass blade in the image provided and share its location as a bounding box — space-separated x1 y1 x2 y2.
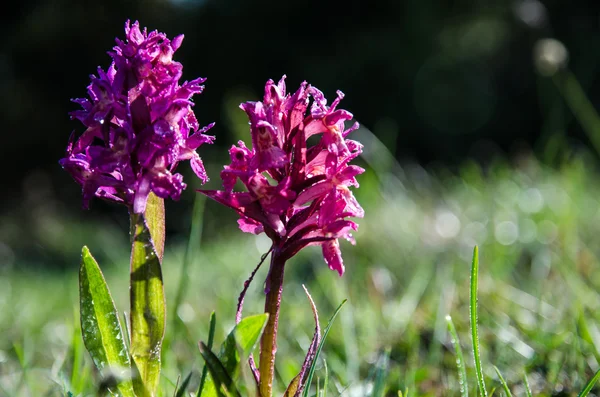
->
79 246 134 397
198 311 217 397
323 360 328 397
446 315 468 397
302 299 347 397
470 246 487 397
174 371 193 397
523 373 532 397
493 366 512 397
578 367 600 397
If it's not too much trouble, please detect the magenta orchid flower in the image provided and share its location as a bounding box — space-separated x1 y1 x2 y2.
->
200 76 363 275
201 76 364 396
60 20 214 214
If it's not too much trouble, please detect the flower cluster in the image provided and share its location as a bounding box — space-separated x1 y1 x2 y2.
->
201 76 364 275
60 20 214 213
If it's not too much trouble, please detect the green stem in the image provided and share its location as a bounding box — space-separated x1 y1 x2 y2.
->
129 193 166 397
259 251 286 397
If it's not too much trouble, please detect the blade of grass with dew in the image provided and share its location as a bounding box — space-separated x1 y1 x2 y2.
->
493 366 512 397
198 311 217 397
446 315 468 397
523 373 532 397
470 246 487 397
577 367 600 397
302 299 347 397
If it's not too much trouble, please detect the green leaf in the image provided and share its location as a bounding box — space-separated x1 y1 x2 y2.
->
198 311 217 397
79 246 134 397
578 367 600 397
200 314 268 396
493 366 512 397
228 314 269 363
199 342 242 397
129 194 166 397
470 246 487 397
446 315 468 397
302 299 347 397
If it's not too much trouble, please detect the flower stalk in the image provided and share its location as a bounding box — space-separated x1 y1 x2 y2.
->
259 251 286 396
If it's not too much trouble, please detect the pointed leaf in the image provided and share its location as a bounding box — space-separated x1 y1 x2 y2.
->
302 299 347 397
129 195 166 396
174 371 193 397
200 314 268 396
199 342 242 397
221 313 268 378
232 314 269 359
198 311 217 397
79 246 134 397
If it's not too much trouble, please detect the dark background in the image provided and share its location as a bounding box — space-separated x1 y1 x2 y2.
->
2 0 600 266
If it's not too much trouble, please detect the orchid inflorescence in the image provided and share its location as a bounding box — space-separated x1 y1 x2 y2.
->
60 20 214 214
200 76 364 275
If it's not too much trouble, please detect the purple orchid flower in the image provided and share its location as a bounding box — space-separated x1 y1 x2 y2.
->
60 20 214 214
200 76 363 275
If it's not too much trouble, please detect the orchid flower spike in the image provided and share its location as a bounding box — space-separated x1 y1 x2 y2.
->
60 20 215 213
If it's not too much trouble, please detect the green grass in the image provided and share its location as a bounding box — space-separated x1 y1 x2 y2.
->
5 138 600 395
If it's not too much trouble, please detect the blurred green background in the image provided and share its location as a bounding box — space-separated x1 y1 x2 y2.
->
4 0 600 396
